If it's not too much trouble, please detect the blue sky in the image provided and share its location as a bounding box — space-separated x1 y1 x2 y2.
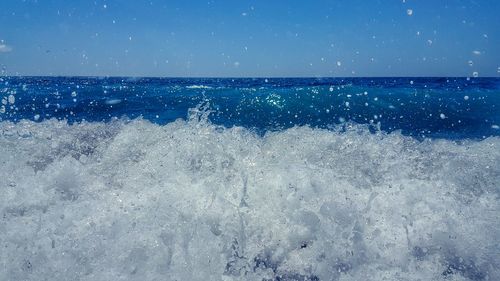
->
0 0 499 77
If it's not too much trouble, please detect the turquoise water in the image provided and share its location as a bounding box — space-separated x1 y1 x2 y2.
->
2 77 499 138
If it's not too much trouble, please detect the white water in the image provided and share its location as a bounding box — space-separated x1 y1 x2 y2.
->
0 116 499 280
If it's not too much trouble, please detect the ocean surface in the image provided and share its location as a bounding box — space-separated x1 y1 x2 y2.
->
0 77 499 280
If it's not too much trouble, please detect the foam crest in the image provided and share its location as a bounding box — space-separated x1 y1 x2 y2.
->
0 118 499 280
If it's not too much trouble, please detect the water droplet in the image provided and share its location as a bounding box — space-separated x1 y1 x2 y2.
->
8 94 15 104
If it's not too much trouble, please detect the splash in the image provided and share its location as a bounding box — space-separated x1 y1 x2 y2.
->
0 116 498 280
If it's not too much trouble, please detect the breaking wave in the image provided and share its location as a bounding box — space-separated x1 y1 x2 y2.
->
0 113 499 280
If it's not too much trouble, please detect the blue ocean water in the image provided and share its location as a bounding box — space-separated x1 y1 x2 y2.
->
1 77 499 281
1 77 499 139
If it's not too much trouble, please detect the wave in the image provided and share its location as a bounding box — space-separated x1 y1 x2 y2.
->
0 115 499 280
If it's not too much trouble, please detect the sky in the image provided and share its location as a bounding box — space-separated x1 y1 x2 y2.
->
0 0 499 77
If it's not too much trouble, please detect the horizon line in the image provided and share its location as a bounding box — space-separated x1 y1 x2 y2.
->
2 75 499 79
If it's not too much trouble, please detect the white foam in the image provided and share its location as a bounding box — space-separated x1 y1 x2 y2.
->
186 85 213 89
0 116 498 280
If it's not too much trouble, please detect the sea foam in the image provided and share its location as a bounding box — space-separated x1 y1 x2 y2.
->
0 115 499 280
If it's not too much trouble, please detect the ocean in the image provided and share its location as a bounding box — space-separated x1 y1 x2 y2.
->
1 77 499 280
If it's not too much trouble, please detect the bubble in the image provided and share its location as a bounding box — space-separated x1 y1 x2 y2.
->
472 71 479 78
464 96 469 100
440 113 446 119
407 9 413 16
